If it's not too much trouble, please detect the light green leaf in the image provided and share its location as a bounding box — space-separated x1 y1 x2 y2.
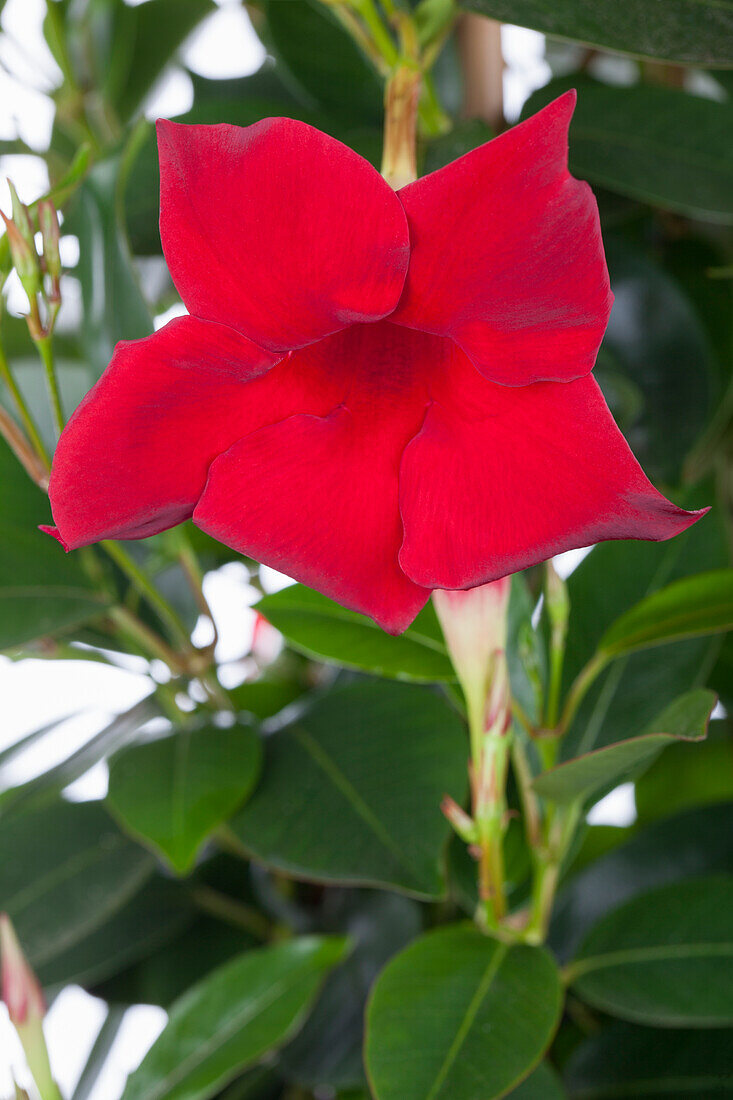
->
258 585 454 682
533 690 716 804
568 875 733 1026
599 570 733 658
365 925 562 1100
107 724 262 874
461 2 733 66
122 936 348 1100
229 681 467 899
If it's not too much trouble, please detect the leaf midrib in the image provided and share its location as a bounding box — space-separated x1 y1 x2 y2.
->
571 941 733 981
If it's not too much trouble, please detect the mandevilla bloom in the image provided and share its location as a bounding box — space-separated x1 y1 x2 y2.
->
45 92 704 633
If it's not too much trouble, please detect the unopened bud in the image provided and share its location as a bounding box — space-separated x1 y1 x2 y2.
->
1 915 59 1100
38 201 61 284
1 212 40 297
545 561 570 643
7 181 34 253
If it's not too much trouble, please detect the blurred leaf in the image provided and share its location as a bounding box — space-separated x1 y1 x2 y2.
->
550 802 733 960
598 570 733 658
258 585 454 682
263 0 383 123
122 936 348 1100
598 236 715 484
508 1065 567 1098
422 119 494 174
40 875 194 988
0 437 107 649
462 1 733 65
230 681 467 899
533 690 715 804
522 77 733 222
281 892 422 1091
636 718 733 823
365 926 562 1100
229 678 304 721
108 724 262 874
568 874 733 1025
65 155 152 378
565 1023 733 1098
71 1006 127 1100
0 799 153 973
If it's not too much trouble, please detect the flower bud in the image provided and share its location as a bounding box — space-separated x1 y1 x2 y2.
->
0 915 59 1100
545 560 570 644
433 578 511 726
38 201 61 285
0 212 40 299
7 181 34 254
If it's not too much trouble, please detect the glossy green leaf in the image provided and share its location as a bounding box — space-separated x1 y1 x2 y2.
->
365 925 562 1100
0 800 153 972
533 690 715 804
230 681 467 899
635 719 733 823
551 803 733 961
568 875 733 1025
462 1 733 65
122 936 348 1100
566 1023 733 1099
108 725 262 874
599 570 733 658
0 437 106 649
509 1064 567 1099
567 1020 733 1100
521 77 733 222
257 585 454 682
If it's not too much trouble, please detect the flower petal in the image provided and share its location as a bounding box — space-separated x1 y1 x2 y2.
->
398 354 706 589
193 323 435 632
157 118 410 353
391 91 613 386
48 315 289 548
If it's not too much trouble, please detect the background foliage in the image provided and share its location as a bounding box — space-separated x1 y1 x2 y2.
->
1 1 733 1098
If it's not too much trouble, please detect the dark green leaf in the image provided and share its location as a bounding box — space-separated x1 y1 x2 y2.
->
635 718 733 823
533 689 715 804
122 936 348 1100
0 437 106 648
282 891 422 1091
365 925 562 1100
258 585 455 682
107 724 262 874
551 803 733 961
462 1 733 65
422 120 493 175
522 77 733 222
0 800 153 973
230 681 467 899
599 570 733 658
568 875 733 1025
566 1023 733 1098
229 678 304 721
509 1064 567 1098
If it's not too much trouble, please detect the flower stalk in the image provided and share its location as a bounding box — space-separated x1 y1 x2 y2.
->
381 65 421 188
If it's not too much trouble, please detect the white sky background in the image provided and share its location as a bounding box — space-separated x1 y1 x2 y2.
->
0 5 628 1097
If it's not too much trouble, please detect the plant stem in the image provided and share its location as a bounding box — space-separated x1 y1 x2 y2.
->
525 801 581 943
191 885 272 940
381 64 421 187
511 737 541 848
0 403 49 488
36 335 65 438
101 540 192 651
555 651 609 738
0 342 51 468
353 0 399 65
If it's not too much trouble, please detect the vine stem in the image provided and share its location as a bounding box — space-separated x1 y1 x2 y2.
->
36 335 65 438
101 539 192 652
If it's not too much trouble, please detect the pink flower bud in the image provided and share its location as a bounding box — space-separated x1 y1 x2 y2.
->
0 914 46 1027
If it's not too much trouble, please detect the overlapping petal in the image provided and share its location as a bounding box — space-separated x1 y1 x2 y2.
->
391 91 613 386
193 323 437 632
398 350 705 590
47 314 336 548
158 118 410 353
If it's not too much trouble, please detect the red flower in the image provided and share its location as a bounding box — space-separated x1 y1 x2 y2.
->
46 92 704 633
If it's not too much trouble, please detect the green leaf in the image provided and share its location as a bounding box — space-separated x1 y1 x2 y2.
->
422 120 494 175
568 874 733 1026
122 936 348 1100
0 437 107 648
566 1023 733 1099
107 724 262 874
0 800 154 973
257 585 455 682
65 155 152 379
635 719 733 824
229 681 467 899
365 926 562 1100
599 570 733 659
533 690 716 804
508 1064 567 1099
521 77 733 222
461 1 733 65
281 892 422 1091
263 0 383 124
551 803 733 960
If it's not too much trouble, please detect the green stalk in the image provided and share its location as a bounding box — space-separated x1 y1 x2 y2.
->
0 342 51 467
36 335 65 438
102 540 192 651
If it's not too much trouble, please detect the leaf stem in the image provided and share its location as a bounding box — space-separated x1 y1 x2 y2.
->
190 885 272 940
101 540 192 651
555 651 610 738
36 334 65 438
0 341 51 469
